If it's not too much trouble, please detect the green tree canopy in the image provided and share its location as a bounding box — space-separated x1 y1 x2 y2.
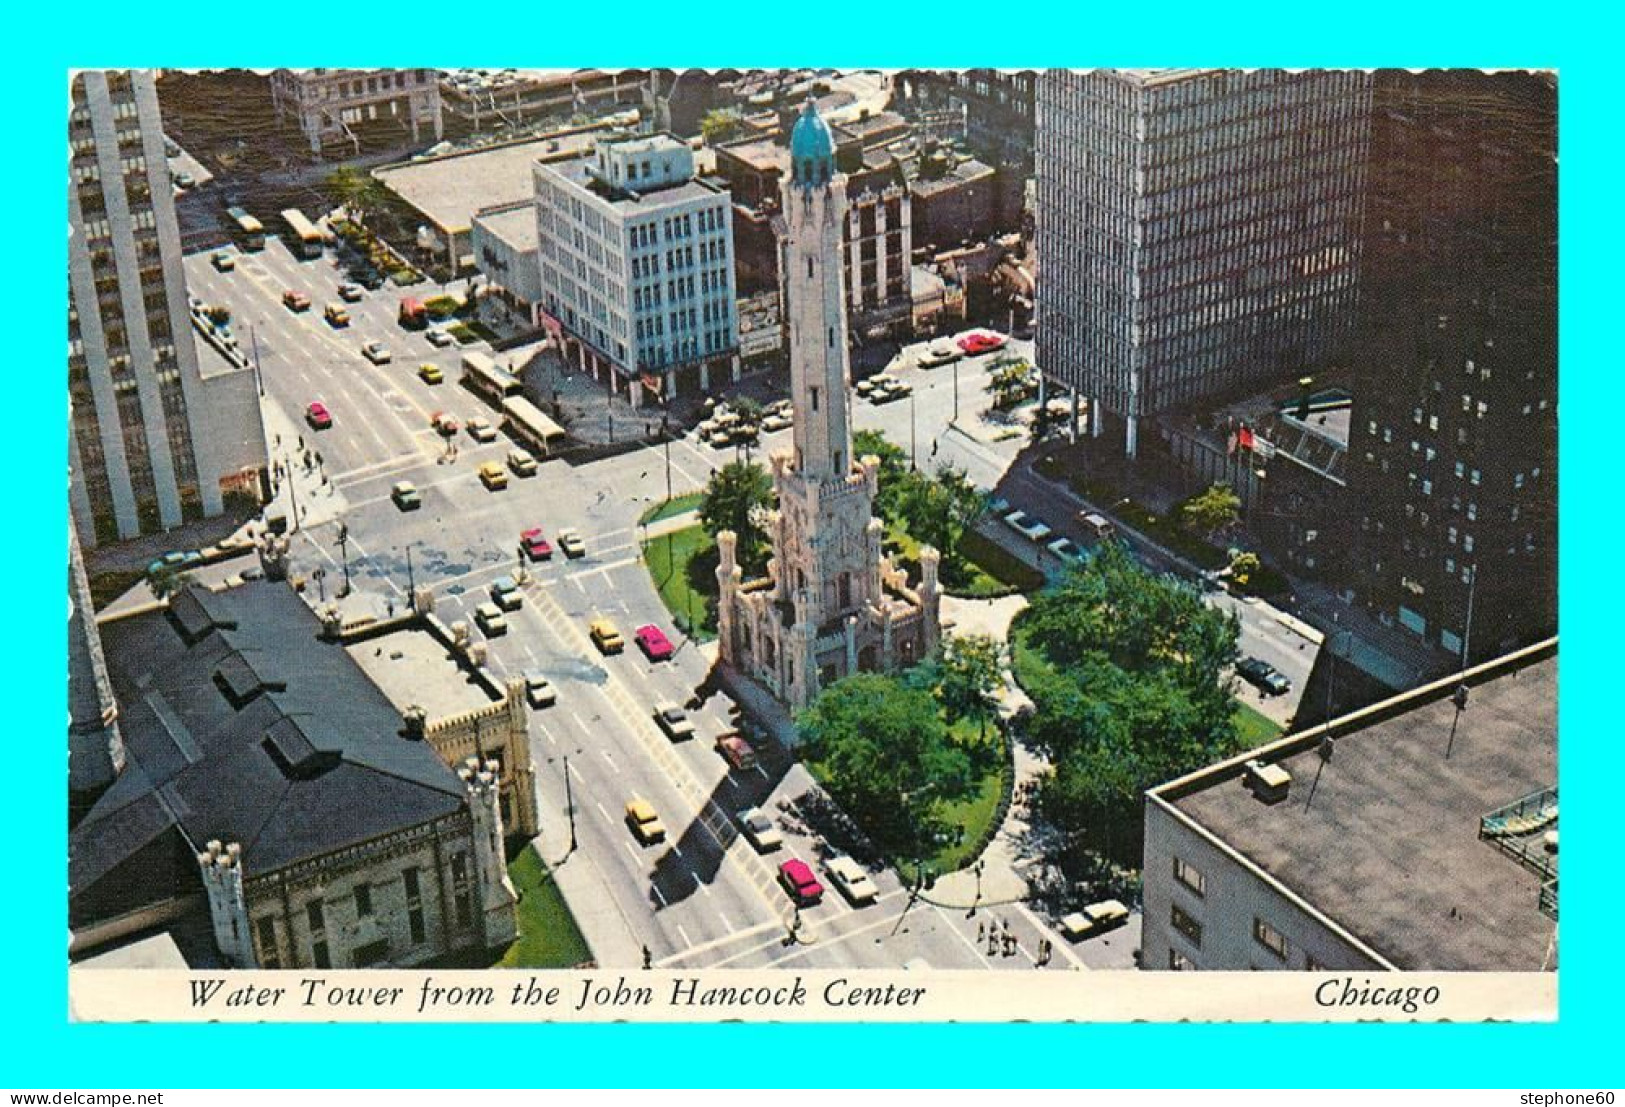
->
1181 483 1241 538
698 459 774 575
935 633 1006 739
854 428 909 519
895 464 988 586
799 673 972 858
1016 544 1242 865
700 109 745 145
147 565 196 601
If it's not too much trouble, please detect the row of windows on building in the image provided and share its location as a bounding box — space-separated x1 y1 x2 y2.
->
1167 856 1325 971
255 857 470 970
297 71 429 102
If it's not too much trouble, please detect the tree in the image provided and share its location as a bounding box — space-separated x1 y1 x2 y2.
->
1181 483 1241 538
800 674 971 858
895 464 987 585
1015 543 1242 865
730 395 764 426
327 165 391 228
698 459 774 574
699 108 745 145
147 565 195 601
936 633 1006 740
854 429 909 520
985 357 1036 410
1228 550 1262 588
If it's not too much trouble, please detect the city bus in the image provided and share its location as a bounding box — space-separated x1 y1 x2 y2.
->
279 208 325 260
501 395 565 457
461 352 522 407
225 206 265 251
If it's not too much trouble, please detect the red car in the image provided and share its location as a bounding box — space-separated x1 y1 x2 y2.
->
956 331 1007 356
778 859 824 906
283 290 311 312
430 411 459 436
634 624 674 661
520 528 553 562
305 401 332 429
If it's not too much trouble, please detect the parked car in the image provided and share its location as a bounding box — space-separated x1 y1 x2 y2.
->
337 283 365 303
589 618 624 654
146 550 201 577
282 289 311 312
1058 899 1130 942
507 449 539 477
777 859 824 906
361 341 392 365
557 529 586 559
1237 657 1292 696
957 331 1008 356
825 856 879 905
635 624 674 661
417 363 444 384
210 250 235 272
466 417 498 443
390 481 421 510
473 602 508 637
1002 509 1052 543
625 799 667 845
477 461 508 490
761 412 793 433
1047 536 1082 563
653 702 696 741
172 170 195 190
523 671 556 709
305 401 332 430
855 377 881 397
520 527 553 561
917 340 961 368
324 303 350 328
489 574 524 612
715 731 758 771
738 807 784 853
425 327 454 348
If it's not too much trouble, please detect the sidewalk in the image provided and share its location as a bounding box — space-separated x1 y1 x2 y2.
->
534 836 647 970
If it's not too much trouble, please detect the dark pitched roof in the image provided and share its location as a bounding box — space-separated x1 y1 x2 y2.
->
71 584 466 928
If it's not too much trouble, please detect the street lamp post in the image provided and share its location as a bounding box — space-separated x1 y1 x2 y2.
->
909 388 918 471
951 355 960 426
563 754 578 853
336 522 351 597
312 566 326 603
664 435 673 506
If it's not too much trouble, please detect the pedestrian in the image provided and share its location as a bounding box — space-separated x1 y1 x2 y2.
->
641 945 652 970
274 434 281 448
977 920 985 942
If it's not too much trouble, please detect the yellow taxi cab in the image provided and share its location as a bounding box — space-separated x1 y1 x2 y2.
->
624 798 666 845
589 618 624 654
417 363 444 384
478 461 509 491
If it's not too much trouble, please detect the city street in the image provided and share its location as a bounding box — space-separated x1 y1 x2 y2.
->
187 230 1310 967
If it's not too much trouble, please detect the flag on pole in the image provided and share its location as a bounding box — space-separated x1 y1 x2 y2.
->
1238 425 1257 452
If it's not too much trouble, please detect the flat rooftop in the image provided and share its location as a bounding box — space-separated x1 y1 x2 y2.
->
472 201 539 253
718 137 789 174
544 155 725 211
1160 642 1557 970
346 628 496 720
374 129 602 234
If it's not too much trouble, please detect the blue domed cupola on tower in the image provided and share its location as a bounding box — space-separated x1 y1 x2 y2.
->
790 100 835 189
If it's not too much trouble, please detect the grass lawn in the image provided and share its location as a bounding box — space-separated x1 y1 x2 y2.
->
1232 701 1285 747
494 846 592 969
641 523 718 642
885 521 1045 599
639 491 704 526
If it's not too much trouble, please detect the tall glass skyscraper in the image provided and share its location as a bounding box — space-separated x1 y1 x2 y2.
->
1036 69 1371 457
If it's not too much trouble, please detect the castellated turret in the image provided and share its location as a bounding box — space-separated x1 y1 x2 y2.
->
198 840 255 967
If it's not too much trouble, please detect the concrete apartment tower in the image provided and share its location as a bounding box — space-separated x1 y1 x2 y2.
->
68 524 124 816
68 70 267 547
717 102 941 712
1036 69 1372 457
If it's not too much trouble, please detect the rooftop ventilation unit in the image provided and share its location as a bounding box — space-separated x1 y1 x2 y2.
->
1245 759 1292 804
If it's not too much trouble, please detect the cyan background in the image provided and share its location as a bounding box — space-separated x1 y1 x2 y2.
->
13 0 1599 1086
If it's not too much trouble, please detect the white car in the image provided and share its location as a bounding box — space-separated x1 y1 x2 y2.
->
523 671 556 709
917 340 961 368
825 855 879 905
737 807 784 853
361 341 392 365
473 602 507 637
466 417 498 443
426 327 454 348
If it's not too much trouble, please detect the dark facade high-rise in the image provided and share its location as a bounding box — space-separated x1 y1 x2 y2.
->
1344 71 1557 660
1036 69 1371 457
